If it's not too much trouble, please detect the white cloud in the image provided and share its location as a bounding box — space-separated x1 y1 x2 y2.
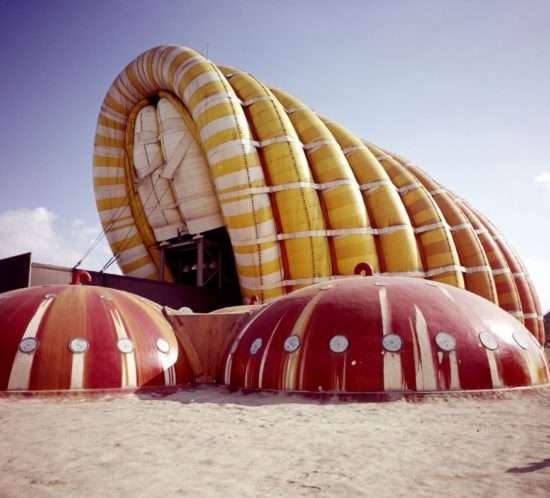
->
535 172 550 192
524 258 550 315
0 207 119 273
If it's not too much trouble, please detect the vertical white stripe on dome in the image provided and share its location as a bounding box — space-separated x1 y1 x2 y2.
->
160 352 176 386
413 306 437 391
379 287 405 391
110 308 137 388
485 350 502 388
70 354 85 390
7 294 55 390
448 351 461 390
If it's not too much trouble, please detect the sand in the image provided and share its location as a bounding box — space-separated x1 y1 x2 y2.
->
1 369 550 497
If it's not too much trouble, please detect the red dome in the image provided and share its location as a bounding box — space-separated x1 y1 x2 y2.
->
223 277 549 393
0 285 193 392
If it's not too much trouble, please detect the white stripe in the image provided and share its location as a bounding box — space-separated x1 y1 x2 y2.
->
413 306 437 391
93 167 125 179
108 225 137 243
200 114 247 142
239 271 283 290
215 165 265 191
492 268 511 276
224 303 273 384
359 179 394 193
96 125 125 140
94 184 127 201
128 262 157 278
523 313 539 319
359 179 424 195
94 145 124 158
119 70 141 101
450 223 472 232
234 245 280 267
161 47 187 85
508 311 524 318
259 135 301 147
303 139 338 151
100 106 127 124
70 354 85 390
380 287 405 391
207 139 257 165
117 245 149 266
486 350 502 388
242 95 275 106
161 352 176 386
99 206 131 223
430 188 447 196
192 93 242 121
398 182 422 194
342 145 366 155
110 309 137 388
183 71 222 102
173 56 203 90
108 85 132 110
222 193 271 217
218 179 354 202
228 218 277 244
7 295 56 390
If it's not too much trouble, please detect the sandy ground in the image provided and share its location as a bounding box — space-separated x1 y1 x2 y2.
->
1 358 550 497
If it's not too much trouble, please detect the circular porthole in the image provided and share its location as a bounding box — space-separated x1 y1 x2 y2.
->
479 331 498 351
156 338 170 354
250 338 263 355
18 337 39 354
435 332 456 352
117 338 134 354
68 337 89 354
382 334 403 352
329 335 349 353
284 335 300 353
512 332 530 350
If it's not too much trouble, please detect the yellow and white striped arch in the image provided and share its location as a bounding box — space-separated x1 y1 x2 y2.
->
93 45 544 343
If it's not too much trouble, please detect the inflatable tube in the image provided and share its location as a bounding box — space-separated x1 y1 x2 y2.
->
93 45 545 343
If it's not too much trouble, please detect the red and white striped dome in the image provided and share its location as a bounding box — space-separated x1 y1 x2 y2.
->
0 285 193 392
224 276 549 393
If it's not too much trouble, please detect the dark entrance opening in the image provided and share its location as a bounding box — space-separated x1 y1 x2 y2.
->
163 227 241 307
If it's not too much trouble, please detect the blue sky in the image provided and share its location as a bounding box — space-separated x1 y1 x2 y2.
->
0 0 549 310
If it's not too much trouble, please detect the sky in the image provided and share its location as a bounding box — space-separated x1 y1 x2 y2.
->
0 0 549 311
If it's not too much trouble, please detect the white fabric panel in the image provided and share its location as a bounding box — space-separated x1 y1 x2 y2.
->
134 106 162 179
157 98 223 235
